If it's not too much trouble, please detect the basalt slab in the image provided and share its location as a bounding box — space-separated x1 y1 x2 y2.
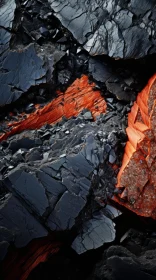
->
0 0 16 56
48 0 156 59
114 74 156 219
0 106 126 269
0 0 65 106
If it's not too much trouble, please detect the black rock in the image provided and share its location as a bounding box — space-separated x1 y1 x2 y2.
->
0 110 126 256
93 245 156 280
49 0 156 59
8 137 40 153
0 44 47 106
0 193 48 250
71 211 116 254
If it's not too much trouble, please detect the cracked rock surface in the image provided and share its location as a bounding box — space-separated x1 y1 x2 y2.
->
0 109 125 260
49 0 156 58
0 0 65 106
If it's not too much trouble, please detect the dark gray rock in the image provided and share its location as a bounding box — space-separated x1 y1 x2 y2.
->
49 0 156 59
9 137 40 153
47 190 86 230
0 110 126 255
0 0 65 107
6 169 49 216
0 44 47 106
93 245 156 280
0 0 16 56
71 212 116 254
0 193 48 248
88 58 112 83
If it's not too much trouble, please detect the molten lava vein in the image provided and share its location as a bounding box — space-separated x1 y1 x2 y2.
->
114 74 156 219
0 75 106 141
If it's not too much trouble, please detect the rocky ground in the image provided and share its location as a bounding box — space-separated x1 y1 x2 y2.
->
0 0 156 280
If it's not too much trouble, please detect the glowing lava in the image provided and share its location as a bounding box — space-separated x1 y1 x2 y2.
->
114 74 156 219
0 75 107 141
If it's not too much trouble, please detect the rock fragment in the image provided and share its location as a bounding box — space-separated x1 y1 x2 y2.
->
49 0 156 59
114 74 156 219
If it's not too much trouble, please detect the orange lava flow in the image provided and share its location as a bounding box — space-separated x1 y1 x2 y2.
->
114 73 156 219
0 75 106 141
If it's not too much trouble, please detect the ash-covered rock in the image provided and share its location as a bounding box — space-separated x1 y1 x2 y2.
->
0 109 125 260
49 0 156 59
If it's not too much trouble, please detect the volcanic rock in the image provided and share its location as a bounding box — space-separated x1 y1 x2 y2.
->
0 0 16 56
71 211 116 254
0 102 125 271
114 74 156 219
0 0 65 106
0 75 107 141
49 0 156 59
92 229 156 280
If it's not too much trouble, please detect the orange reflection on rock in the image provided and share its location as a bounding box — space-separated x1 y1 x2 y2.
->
114 74 156 219
0 75 106 141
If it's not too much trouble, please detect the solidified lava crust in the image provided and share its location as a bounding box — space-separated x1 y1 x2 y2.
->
114 74 156 219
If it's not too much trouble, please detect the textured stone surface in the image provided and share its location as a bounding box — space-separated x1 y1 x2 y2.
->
0 104 126 265
0 0 65 106
0 44 47 106
0 192 48 248
114 74 156 219
49 0 156 59
71 211 115 254
0 0 16 56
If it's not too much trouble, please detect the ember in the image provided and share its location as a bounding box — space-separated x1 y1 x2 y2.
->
114 74 156 219
0 75 106 141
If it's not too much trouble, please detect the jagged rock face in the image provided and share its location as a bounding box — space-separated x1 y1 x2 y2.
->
49 0 156 59
0 0 16 56
0 0 65 106
0 0 155 108
0 106 125 264
0 44 48 106
114 74 156 219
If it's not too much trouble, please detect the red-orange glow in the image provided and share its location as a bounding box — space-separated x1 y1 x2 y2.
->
2 238 60 280
114 74 156 219
0 75 106 141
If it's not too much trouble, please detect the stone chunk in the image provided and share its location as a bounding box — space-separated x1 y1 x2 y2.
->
0 193 48 247
71 212 115 254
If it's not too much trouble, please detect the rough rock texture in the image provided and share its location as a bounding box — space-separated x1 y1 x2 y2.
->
71 211 116 254
49 0 156 58
0 44 48 106
0 102 126 278
0 0 65 106
0 0 154 108
92 229 156 280
0 75 107 141
114 74 156 219
0 0 16 56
